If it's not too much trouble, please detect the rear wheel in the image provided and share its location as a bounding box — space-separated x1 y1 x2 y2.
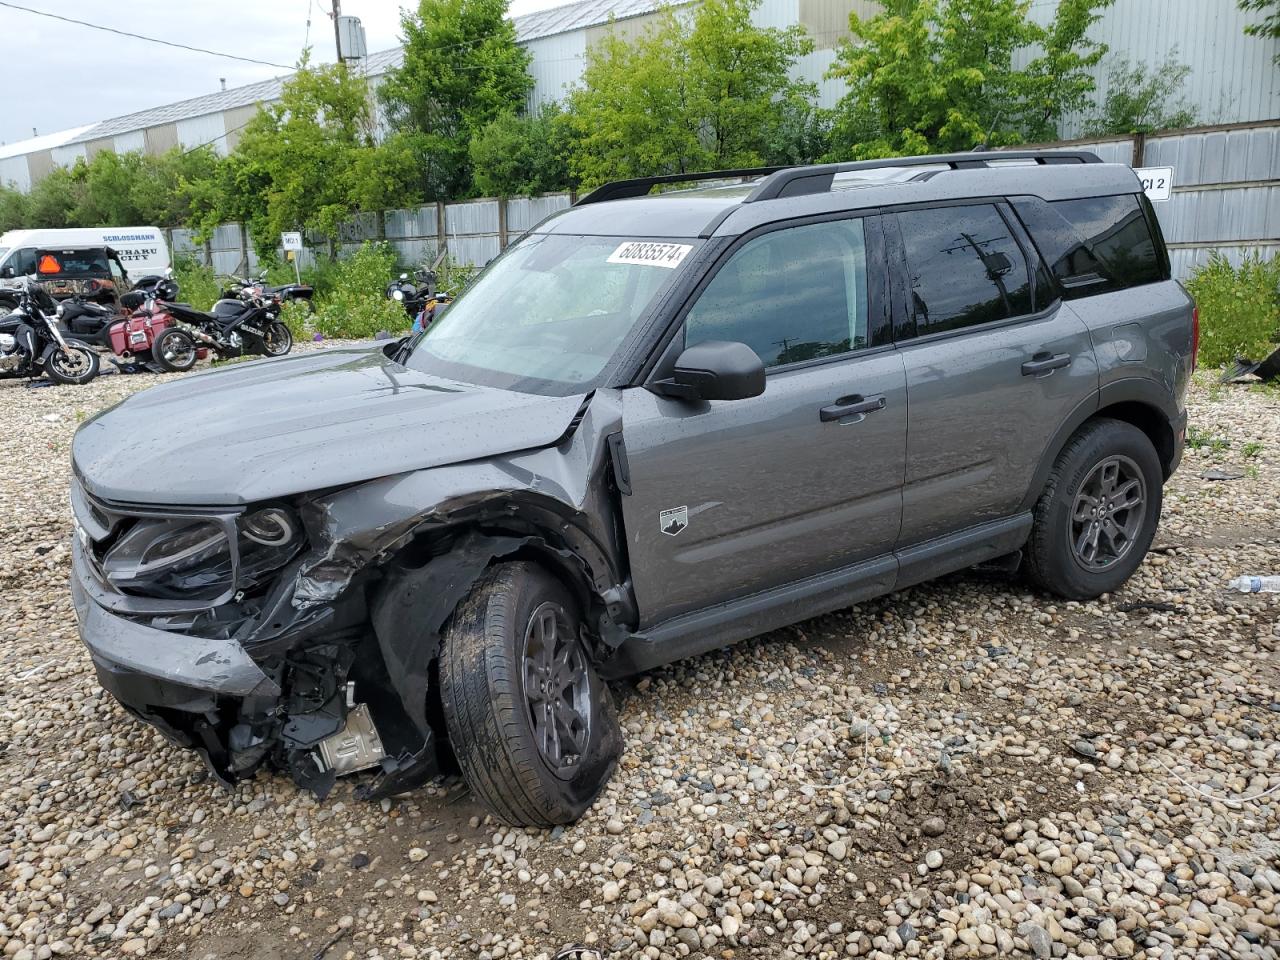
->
44 344 99 385
263 321 292 357
152 328 198 372
439 562 620 827
1026 418 1162 599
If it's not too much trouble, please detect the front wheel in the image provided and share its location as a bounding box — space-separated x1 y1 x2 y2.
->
439 562 621 827
152 328 198 372
262 321 293 357
44 344 99 385
1026 418 1163 600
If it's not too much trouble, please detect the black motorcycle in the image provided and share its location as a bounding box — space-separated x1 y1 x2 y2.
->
0 279 100 385
385 269 438 319
161 292 293 360
221 275 315 312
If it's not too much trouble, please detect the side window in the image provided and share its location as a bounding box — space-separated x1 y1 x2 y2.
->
109 257 127 284
1052 195 1163 288
685 218 871 369
11 248 37 276
1011 194 1164 298
897 204 1033 335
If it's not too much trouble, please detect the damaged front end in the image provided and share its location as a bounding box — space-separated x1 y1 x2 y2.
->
69 391 635 799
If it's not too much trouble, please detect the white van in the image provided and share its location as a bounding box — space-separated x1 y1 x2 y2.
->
0 226 171 281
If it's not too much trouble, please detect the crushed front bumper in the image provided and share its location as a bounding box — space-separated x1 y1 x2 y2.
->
71 537 428 796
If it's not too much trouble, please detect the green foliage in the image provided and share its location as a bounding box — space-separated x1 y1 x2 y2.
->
470 104 575 196
186 55 421 258
826 0 1114 159
566 0 815 187
379 0 533 200
310 242 409 340
0 185 29 233
172 256 222 311
1185 425 1230 454
1186 252 1280 369
278 299 314 342
1240 0 1280 62
1084 56 1196 136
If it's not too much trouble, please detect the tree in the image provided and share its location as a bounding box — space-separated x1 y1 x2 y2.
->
23 167 82 229
378 0 533 201
198 55 407 256
566 0 814 187
0 185 29 233
470 104 575 196
1239 0 1280 62
826 0 1113 159
1085 56 1196 136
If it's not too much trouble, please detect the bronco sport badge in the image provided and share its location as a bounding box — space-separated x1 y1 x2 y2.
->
660 506 688 536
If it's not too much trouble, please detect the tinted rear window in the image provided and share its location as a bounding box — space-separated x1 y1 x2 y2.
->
1011 194 1165 298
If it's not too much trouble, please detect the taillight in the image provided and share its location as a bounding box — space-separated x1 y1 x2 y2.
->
1190 304 1200 373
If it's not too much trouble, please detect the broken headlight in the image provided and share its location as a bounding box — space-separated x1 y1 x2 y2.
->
100 505 305 602
242 506 300 547
102 518 233 601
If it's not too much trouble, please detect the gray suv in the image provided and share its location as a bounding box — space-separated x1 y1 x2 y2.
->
70 152 1195 826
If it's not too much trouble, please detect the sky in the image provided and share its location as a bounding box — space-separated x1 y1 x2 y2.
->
0 0 567 146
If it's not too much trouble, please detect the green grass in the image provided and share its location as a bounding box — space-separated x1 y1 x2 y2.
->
1242 440 1264 460
1186 424 1230 454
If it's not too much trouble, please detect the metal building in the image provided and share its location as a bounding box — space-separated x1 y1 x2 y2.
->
1 0 1277 192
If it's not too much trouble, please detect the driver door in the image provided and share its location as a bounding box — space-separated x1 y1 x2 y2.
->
619 214 907 628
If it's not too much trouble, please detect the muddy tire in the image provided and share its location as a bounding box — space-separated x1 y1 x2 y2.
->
1026 418 1162 600
439 562 620 827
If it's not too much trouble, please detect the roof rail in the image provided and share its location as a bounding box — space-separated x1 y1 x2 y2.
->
744 150 1104 202
574 167 785 206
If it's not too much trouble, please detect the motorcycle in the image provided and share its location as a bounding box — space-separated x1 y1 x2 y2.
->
386 268 454 333
221 275 315 312
0 278 100 385
56 277 202 374
160 291 293 360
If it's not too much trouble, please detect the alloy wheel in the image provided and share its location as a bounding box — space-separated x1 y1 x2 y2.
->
521 601 591 778
1069 454 1146 571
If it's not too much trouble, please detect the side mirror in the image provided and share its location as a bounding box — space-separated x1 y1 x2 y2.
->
650 340 765 402
399 273 409 281
164 267 174 278
0 266 13 279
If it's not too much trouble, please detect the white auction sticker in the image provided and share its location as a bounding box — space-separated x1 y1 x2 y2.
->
607 241 693 268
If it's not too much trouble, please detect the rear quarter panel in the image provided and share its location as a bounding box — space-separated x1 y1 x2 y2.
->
1065 280 1195 414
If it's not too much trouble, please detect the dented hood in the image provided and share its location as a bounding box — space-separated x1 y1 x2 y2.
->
73 346 587 505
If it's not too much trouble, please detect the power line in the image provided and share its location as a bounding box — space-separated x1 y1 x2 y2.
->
0 0 294 70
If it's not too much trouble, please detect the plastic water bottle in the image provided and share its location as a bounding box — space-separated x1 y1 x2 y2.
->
1227 576 1280 593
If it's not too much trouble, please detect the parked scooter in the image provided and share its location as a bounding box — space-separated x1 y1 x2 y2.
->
0 278 99 385
161 291 293 359
222 275 315 312
57 278 201 374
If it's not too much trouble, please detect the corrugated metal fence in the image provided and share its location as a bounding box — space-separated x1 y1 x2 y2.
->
1007 119 1280 279
170 120 1277 282
166 194 574 279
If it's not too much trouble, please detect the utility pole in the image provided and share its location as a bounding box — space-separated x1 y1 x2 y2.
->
332 0 343 64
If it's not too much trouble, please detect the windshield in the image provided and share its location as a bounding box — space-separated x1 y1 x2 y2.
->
404 233 698 394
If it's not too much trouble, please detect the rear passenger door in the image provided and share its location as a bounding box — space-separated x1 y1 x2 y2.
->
889 201 1099 548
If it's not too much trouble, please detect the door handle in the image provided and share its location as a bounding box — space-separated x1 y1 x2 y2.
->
819 394 886 422
1021 352 1071 376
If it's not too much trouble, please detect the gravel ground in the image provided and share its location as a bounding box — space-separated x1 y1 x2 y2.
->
0 358 1277 960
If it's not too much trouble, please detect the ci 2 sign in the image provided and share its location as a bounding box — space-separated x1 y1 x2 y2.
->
1134 166 1174 203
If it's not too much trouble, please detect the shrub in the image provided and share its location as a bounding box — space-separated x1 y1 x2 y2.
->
309 241 408 340
1186 252 1280 368
171 255 221 311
